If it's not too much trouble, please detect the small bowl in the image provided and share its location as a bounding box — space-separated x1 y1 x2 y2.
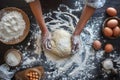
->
15 66 44 80
0 7 30 45
102 17 120 39
4 49 22 68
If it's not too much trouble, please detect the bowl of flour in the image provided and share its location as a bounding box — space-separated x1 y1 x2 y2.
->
4 49 22 67
0 7 30 45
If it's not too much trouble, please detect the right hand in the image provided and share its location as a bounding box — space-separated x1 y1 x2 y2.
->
71 34 81 54
41 31 52 50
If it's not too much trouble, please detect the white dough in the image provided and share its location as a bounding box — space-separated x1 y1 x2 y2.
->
45 29 72 58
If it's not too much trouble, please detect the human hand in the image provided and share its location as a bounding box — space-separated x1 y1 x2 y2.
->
71 35 81 54
41 31 52 50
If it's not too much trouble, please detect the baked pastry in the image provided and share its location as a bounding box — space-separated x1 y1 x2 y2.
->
14 66 44 80
0 7 30 45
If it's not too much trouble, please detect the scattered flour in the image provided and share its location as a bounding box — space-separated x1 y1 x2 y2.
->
41 3 108 79
35 3 105 80
25 0 35 3
0 0 118 80
0 11 25 42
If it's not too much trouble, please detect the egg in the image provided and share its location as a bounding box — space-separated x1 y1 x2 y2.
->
93 40 102 50
104 44 113 53
103 27 113 37
106 7 117 16
113 26 120 37
107 19 118 28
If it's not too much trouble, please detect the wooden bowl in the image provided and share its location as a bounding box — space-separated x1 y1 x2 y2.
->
102 17 120 39
15 67 44 80
4 49 22 67
0 7 30 45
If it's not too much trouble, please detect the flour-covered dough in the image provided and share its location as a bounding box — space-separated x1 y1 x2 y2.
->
45 29 72 58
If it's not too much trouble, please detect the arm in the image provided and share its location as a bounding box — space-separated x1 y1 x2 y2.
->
73 5 95 35
73 0 106 35
71 5 95 53
71 0 106 53
27 0 51 49
29 0 48 34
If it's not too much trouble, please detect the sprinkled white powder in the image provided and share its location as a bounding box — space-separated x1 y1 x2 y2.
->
6 52 21 67
41 4 105 79
0 11 26 42
25 0 35 3
1 1 119 80
102 59 113 70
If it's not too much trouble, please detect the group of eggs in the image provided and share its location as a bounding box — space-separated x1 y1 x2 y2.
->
93 7 119 53
103 18 120 38
27 71 40 80
103 7 120 38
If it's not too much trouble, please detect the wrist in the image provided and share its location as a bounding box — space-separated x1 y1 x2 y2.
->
73 30 80 36
42 28 49 34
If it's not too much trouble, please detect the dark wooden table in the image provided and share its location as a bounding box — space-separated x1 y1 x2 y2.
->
0 0 120 80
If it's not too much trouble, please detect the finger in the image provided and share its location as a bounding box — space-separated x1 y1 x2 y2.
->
45 39 51 50
41 40 45 49
71 46 75 54
75 43 79 51
72 43 80 54
71 43 77 54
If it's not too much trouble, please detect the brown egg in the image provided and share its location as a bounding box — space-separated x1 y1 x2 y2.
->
107 19 118 28
93 40 102 50
113 26 120 37
103 27 113 37
106 7 117 16
104 44 113 53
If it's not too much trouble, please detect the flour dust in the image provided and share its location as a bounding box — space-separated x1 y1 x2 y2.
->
33 3 105 80
0 1 107 80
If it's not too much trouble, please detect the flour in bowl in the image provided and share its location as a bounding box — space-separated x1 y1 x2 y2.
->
0 11 26 42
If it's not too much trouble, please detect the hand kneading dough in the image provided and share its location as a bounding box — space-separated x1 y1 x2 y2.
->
45 29 72 58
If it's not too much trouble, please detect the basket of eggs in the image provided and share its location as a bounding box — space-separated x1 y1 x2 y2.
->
102 17 120 39
102 7 120 39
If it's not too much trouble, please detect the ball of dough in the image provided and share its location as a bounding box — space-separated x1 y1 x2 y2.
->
45 29 72 58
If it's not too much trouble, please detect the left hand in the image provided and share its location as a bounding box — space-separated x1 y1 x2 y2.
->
71 34 81 54
41 31 52 50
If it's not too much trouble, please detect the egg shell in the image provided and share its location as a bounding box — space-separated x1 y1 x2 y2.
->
107 19 118 28
93 40 101 50
104 44 113 53
106 7 117 16
103 27 113 37
113 26 120 37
